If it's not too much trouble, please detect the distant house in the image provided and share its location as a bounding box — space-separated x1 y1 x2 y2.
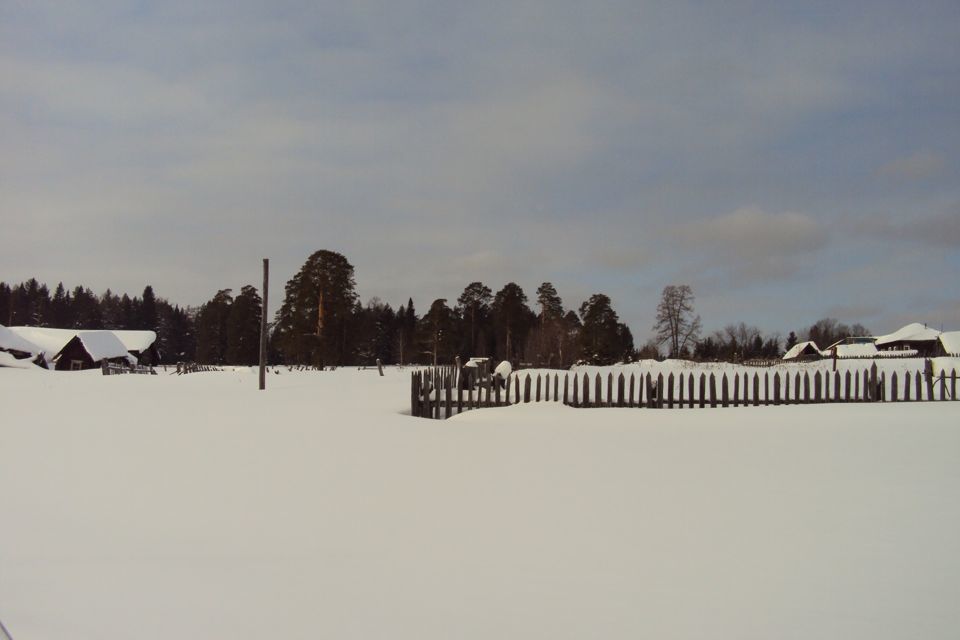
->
874 323 941 357
936 331 960 357
52 331 136 371
782 341 821 361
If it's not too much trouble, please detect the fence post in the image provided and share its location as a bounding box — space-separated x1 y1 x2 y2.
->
554 374 559 402
733 373 740 407
915 369 922 401
606 373 613 406
904 371 911 401
629 373 636 407
773 373 780 405
524 375 532 403
571 373 578 407
890 371 898 402
667 373 675 408
833 371 841 403
722 374 729 407
657 373 665 408
699 374 707 409
844 371 851 402
939 372 946 401
596 374 603 408
814 371 822 403
544 374 549 402
925 360 934 401
870 363 878 402
678 373 685 408
563 374 569 406
752 373 760 407
515 375 521 404
952 369 957 401
618 374 626 408
688 373 695 408
583 373 591 407
536 374 542 403
709 373 717 408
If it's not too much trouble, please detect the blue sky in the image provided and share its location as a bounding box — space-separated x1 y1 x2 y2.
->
1 0 958 341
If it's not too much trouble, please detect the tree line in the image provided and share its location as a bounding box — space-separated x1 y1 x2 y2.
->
1 249 870 367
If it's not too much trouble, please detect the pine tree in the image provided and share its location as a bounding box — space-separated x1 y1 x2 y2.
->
491 283 534 364
195 289 233 364
456 282 493 357
274 250 358 367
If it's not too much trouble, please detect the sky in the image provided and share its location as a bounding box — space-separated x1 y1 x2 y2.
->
2 0 959 343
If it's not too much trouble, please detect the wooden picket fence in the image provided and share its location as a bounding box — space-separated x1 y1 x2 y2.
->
101 361 157 375
411 363 959 419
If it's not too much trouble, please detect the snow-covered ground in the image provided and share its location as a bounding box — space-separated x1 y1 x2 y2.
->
2 365 959 639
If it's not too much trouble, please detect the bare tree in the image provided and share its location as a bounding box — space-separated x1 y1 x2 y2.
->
653 285 702 357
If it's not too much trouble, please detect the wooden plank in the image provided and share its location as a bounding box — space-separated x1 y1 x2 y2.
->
515 374 521 404
629 373 636 407
699 374 707 409
607 373 614 406
554 374 559 402
904 371 911 401
657 373 665 409
795 373 802 405
890 372 898 402
752 373 760 407
618 373 626 408
773 372 780 405
524 375 532 403
925 361 935 401
870 363 878 402
495 377 501 406
688 373 695 408
596 374 603 408
722 373 729 407
678 372 685 408
764 372 770 406
536 374 542 402
939 372 946 401
915 369 922 401
571 373 578 407
583 373 591 407
814 371 822 403
563 374 569 406
709 373 717 408
952 369 957 402
833 371 841 402
844 371 851 402
434 380 441 419
667 373 675 409
445 375 452 418
733 372 740 407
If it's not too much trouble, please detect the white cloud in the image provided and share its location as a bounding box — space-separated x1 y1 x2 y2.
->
878 151 947 180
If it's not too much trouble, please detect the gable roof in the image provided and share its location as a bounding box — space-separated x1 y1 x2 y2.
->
940 331 960 355
0 324 42 356
783 341 819 360
112 330 157 353
60 331 135 364
7 327 76 356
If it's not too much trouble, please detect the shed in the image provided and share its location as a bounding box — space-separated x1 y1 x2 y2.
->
52 331 136 371
113 330 159 365
782 341 821 360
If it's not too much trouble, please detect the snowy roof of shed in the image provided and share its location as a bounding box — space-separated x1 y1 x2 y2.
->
0 325 42 356
7 327 77 355
112 330 157 352
875 323 941 346
62 331 135 363
782 341 819 360
828 343 878 358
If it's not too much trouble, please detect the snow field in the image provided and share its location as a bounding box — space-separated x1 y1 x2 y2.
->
1 365 959 639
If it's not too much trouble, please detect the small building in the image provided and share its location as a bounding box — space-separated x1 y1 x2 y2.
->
822 338 879 359
874 323 941 357
936 331 960 357
52 331 136 371
113 330 159 365
782 341 821 361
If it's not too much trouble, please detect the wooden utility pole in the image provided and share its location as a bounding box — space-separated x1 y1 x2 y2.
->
259 258 269 391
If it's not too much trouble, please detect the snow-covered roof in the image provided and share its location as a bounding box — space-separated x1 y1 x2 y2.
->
8 327 77 356
66 331 136 364
875 323 941 346
940 331 960 355
112 330 157 352
0 324 42 356
783 341 819 360
828 343 878 358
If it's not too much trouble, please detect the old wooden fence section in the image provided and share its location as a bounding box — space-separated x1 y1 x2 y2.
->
410 364 959 419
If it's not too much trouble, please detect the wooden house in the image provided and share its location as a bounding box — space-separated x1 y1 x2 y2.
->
52 331 136 371
874 323 941 357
